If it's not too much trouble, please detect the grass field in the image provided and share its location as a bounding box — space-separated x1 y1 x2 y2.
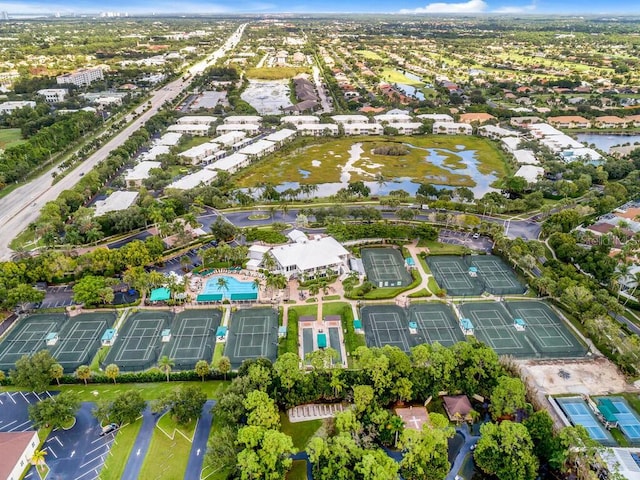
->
417 240 470 255
3 381 229 402
99 418 143 480
287 460 308 480
280 413 322 450
380 68 423 86
236 135 508 189
139 413 196 480
246 67 310 80
355 49 385 61
200 414 233 480
0 128 24 150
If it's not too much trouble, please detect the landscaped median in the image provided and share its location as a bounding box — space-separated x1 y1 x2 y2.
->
139 412 197 479
99 419 144 480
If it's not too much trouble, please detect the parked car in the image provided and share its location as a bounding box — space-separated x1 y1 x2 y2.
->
100 423 119 436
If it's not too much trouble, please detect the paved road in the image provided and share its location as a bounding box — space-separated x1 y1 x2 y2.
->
184 400 216 480
121 405 159 480
445 425 479 480
28 402 114 480
0 23 247 261
611 311 640 336
312 65 332 113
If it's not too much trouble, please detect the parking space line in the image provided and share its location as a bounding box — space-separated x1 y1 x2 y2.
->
87 444 107 456
10 420 31 432
45 446 58 459
20 392 28 402
33 392 41 401
2 420 17 430
7 393 16 404
74 466 100 480
80 454 104 469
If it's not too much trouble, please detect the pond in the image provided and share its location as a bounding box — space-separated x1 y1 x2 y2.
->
575 133 640 153
240 79 293 115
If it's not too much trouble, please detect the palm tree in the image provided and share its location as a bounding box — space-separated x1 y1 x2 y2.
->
158 356 175 382
105 364 119 384
217 277 229 297
75 365 91 385
389 415 405 447
31 449 47 473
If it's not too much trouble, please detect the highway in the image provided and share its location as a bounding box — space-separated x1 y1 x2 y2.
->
0 23 247 261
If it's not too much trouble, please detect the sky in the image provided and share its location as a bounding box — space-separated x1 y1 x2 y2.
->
2 0 640 15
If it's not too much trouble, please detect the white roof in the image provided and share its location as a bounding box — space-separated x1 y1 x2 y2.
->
331 114 368 124
94 191 139 216
417 113 453 122
212 131 246 146
374 113 413 124
180 142 220 159
216 124 260 133
526 123 563 137
38 88 68 94
561 147 603 162
281 115 319 125
125 161 161 181
223 115 262 124
501 136 522 151
156 132 183 146
515 165 544 183
602 448 640 480
206 153 248 172
397 122 423 130
287 229 308 243
176 115 217 125
249 244 271 254
478 125 519 137
434 121 472 131
270 236 348 271
168 124 210 133
239 140 275 156
142 145 170 160
167 169 217 190
540 135 583 152
264 128 296 143
344 123 383 131
513 150 539 165
295 123 339 133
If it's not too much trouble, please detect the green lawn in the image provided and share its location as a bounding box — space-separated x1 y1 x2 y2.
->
287 460 308 480
335 302 365 360
380 68 423 86
0 128 24 150
139 413 196 480
200 413 233 480
4 381 229 402
417 240 469 255
408 288 431 298
99 418 144 480
178 136 212 152
280 413 322 450
90 347 110 372
213 343 224 364
354 49 385 61
237 135 509 189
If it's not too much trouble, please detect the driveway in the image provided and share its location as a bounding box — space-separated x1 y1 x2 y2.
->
121 405 159 480
184 400 216 480
28 402 114 480
41 285 74 309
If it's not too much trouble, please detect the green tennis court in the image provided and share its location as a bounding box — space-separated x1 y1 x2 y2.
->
0 314 65 371
408 303 465 347
361 248 413 288
225 308 278 369
459 301 586 358
360 305 412 352
426 256 484 296
160 309 221 370
468 256 526 295
103 311 171 371
50 312 116 371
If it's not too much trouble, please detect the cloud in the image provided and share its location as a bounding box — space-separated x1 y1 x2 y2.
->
493 2 536 13
399 0 487 13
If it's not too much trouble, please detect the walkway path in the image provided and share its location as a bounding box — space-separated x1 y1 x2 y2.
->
185 400 216 480
121 405 159 479
402 241 435 296
446 424 479 480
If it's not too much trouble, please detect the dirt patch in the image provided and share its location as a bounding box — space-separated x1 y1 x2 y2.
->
520 357 638 396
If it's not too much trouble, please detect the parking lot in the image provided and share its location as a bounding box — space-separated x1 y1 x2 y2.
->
0 391 49 432
40 285 75 309
26 403 114 480
438 229 493 252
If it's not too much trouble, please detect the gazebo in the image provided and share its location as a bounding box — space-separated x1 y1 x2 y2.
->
514 318 526 331
442 394 474 422
408 321 418 335
459 318 475 336
468 266 478 277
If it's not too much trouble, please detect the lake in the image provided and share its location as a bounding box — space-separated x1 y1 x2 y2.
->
575 133 640 153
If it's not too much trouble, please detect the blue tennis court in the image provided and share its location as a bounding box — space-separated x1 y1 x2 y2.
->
556 397 615 445
598 397 640 444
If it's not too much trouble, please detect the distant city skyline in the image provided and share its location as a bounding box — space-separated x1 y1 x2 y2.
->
1 0 640 15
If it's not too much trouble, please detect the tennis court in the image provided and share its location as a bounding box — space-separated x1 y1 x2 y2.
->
360 305 413 353
556 397 615 445
0 314 65 371
103 311 170 372
597 397 640 445
225 308 278 369
460 301 586 358
361 248 412 288
49 312 116 371
425 256 484 296
468 256 526 295
161 310 221 370
407 303 465 347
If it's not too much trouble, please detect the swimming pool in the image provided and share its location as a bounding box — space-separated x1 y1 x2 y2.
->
203 276 257 300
